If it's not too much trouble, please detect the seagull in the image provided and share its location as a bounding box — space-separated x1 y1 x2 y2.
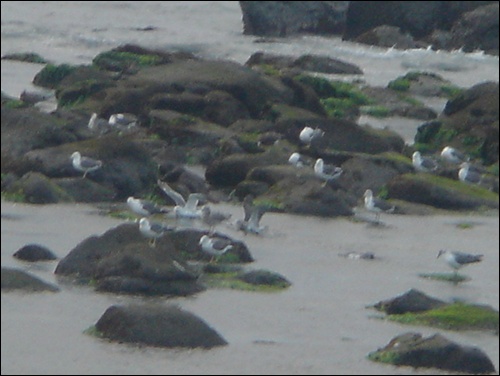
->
314 158 343 184
138 217 173 247
236 195 267 235
108 113 138 128
157 179 205 219
201 206 232 233
288 152 306 168
70 151 103 178
199 234 233 263
440 146 469 165
87 113 109 132
299 126 324 145
127 197 169 217
363 189 395 223
458 162 482 184
412 151 438 173
437 250 483 275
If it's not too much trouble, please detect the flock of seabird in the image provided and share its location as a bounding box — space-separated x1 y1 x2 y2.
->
69 119 487 271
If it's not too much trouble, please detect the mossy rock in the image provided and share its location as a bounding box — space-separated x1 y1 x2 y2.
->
388 302 499 332
33 63 79 89
2 52 48 64
387 173 499 210
201 269 291 292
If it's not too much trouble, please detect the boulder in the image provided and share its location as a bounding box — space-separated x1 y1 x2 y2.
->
13 244 57 262
239 1 349 37
368 332 496 374
55 223 204 296
94 304 227 348
1 267 59 292
372 289 447 315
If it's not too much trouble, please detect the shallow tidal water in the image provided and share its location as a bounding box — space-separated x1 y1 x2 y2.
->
1 200 498 374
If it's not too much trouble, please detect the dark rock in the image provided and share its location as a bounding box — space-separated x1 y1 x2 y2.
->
13 244 57 262
167 228 254 263
360 86 438 120
369 332 496 374
344 1 494 40
240 1 349 37
387 174 499 210
94 304 227 348
354 25 418 49
372 289 447 315
1 267 59 292
6 172 74 204
1 106 81 160
246 51 363 75
237 269 291 287
448 3 499 55
55 223 204 296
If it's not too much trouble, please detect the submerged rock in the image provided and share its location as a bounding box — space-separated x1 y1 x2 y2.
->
13 244 57 262
1 267 59 292
94 304 227 348
368 332 496 374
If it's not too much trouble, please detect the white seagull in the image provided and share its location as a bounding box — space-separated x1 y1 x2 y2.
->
440 146 469 164
437 250 483 275
108 113 138 128
288 152 306 168
363 189 395 223
87 113 108 132
127 196 169 217
236 195 267 235
157 179 205 219
314 158 343 184
412 151 438 173
138 217 173 247
70 151 103 178
299 126 324 145
199 234 233 263
458 162 482 184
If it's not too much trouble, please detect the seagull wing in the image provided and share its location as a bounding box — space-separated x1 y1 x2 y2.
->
80 156 102 169
373 197 394 212
157 180 186 207
211 237 233 251
422 157 438 170
453 252 483 265
185 193 206 211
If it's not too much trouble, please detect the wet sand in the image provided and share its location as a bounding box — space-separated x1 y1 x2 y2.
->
1 200 498 375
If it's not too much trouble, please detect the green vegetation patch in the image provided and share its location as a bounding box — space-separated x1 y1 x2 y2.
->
361 105 391 118
387 302 499 331
93 50 163 71
202 270 291 292
388 77 411 92
295 75 371 119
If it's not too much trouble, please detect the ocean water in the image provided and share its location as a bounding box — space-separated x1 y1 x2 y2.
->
1 2 499 375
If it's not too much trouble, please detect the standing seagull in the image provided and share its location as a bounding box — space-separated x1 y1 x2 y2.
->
70 151 103 178
127 197 169 217
458 162 482 185
363 189 395 223
437 250 483 275
299 126 324 146
440 146 469 165
288 152 306 168
157 179 205 219
412 151 438 173
138 217 173 247
199 234 233 263
236 195 267 235
314 158 343 185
